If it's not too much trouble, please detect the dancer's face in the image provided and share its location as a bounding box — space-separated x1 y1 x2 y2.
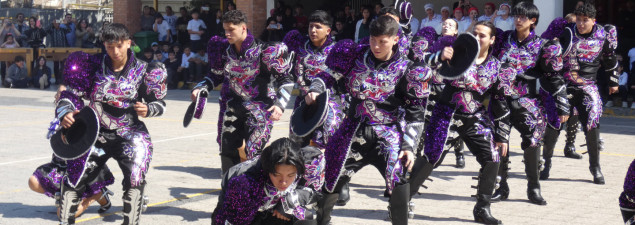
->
514 15 535 32
104 39 131 63
473 24 494 54
308 22 331 46
223 22 247 45
268 164 298 191
442 19 458 36
576 15 595 35
370 34 399 61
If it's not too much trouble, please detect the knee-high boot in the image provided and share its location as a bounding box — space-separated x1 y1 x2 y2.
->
58 185 81 225
473 161 502 224
622 208 635 224
388 183 409 225
122 182 146 225
525 147 547 205
491 154 509 202
335 176 351 206
586 128 605 184
564 115 583 159
408 157 434 198
540 127 560 180
316 193 339 225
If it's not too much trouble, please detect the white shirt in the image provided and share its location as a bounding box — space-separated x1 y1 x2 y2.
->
494 16 514 31
181 52 196 68
154 22 171 38
478 15 494 22
420 14 442 34
187 19 207 41
619 72 628 86
456 17 472 34
164 14 178 34
409 17 420 34
628 47 635 71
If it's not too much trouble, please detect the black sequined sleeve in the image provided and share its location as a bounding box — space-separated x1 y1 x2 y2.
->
140 62 168 117
262 42 295 111
602 25 619 87
398 62 433 152
539 39 569 116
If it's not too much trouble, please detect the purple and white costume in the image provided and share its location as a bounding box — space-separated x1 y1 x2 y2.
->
32 155 114 199
620 159 635 224
212 146 325 225
55 50 167 224
194 32 294 172
283 30 344 148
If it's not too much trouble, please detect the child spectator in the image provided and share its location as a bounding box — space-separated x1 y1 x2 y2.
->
4 56 28 88
31 56 52 89
187 11 206 52
606 62 633 108
152 51 165 63
153 14 172 43
178 45 196 84
139 47 154 63
161 44 170 60
164 51 180 89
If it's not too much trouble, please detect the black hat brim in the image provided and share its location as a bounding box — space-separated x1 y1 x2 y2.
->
183 90 208 128
438 33 480 80
50 107 100 160
291 90 330 137
560 27 573 55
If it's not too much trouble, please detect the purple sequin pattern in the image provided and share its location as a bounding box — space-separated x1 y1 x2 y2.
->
539 88 561 129
244 101 273 159
303 153 326 191
262 44 292 74
65 150 91 187
63 51 99 92
424 103 454 165
620 159 635 209
582 85 602 131
119 127 153 188
428 35 456 53
214 173 266 225
371 124 404 193
144 63 168 100
312 97 345 148
325 40 366 76
540 17 567 40
207 36 230 71
414 27 438 48
518 97 545 147
59 91 85 110
324 117 361 192
84 175 115 198
33 165 63 198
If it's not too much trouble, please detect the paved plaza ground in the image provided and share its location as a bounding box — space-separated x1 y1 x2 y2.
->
1 87 634 224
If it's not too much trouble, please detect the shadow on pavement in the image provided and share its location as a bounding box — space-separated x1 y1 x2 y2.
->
154 166 222 180
0 202 58 220
167 187 221 200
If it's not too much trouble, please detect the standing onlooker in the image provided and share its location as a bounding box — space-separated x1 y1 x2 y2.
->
153 14 172 43
374 3 384 19
60 14 76 48
454 7 471 34
0 19 22 44
466 7 479 32
281 7 296 33
178 45 196 84
31 56 52 89
261 17 283 42
187 11 206 52
294 4 308 34
478 2 496 22
14 13 29 47
492 3 514 31
354 7 372 42
176 7 191 46
75 19 95 48
225 2 236 12
164 6 179 41
141 6 155 31
25 17 46 48
420 3 443 34
164 51 180 89
46 19 70 84
209 9 224 37
4 56 28 88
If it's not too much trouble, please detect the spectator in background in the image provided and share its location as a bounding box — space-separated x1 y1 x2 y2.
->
60 14 76 47
631 60 635 108
14 13 29 47
281 7 296 33
199 4 214 41
179 45 196 84
226 2 236 12
454 7 470 33
75 19 96 48
420 3 443 34
187 11 206 52
25 16 46 48
0 19 22 44
1 34 20 48
139 47 154 63
189 48 208 82
177 7 191 46
164 6 178 41
466 7 479 32
354 7 372 42
4 56 28 88
152 51 165 64
164 51 180 89
493 3 514 31
478 2 496 22
46 19 70 84
161 44 170 60
150 42 160 54
31 56 52 89
331 19 350 41
172 44 183 63
606 62 632 108
209 9 224 37
261 16 284 42
153 14 172 43
295 5 308 34
141 6 155 31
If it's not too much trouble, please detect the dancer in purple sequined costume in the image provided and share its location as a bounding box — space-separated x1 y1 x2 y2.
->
620 159 635 224
490 2 569 206
191 10 293 173
314 16 431 225
283 11 342 149
539 3 618 185
212 138 324 225
54 23 167 225
410 21 513 224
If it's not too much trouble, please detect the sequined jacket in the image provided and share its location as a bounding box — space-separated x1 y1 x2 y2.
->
560 24 619 87
212 146 325 225
495 30 569 116
409 28 456 88
195 32 294 111
283 30 336 97
55 50 167 130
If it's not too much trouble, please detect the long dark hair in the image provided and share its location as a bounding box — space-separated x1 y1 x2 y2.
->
260 138 305 177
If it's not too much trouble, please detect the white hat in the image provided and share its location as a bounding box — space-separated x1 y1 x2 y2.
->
425 3 434 11
441 6 450 12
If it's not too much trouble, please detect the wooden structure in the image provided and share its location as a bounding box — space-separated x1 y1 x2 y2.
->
0 48 33 77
